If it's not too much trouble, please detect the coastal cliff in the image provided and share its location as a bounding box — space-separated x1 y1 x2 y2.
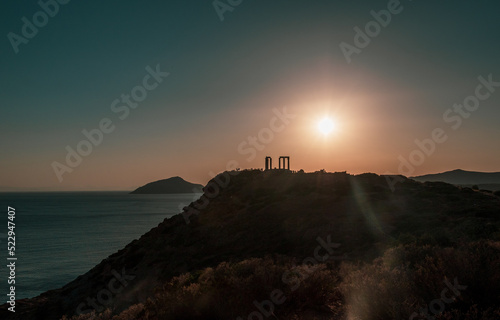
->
2 170 500 320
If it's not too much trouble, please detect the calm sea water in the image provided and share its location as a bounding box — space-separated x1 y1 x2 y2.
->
0 192 201 299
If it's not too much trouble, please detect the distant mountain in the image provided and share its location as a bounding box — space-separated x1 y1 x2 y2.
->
412 169 500 190
130 176 203 194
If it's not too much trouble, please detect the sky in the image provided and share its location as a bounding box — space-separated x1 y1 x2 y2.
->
0 0 499 191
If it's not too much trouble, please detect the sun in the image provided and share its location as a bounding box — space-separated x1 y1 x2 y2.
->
317 117 336 135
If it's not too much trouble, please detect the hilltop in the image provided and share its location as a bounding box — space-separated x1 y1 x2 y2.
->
130 176 203 194
2 170 500 320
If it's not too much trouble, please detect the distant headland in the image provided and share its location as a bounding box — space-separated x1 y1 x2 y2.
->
412 169 500 191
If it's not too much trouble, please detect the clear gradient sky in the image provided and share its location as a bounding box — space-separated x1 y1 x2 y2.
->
1 0 499 191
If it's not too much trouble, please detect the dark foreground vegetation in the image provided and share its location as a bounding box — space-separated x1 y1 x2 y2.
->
64 242 500 320
3 170 500 320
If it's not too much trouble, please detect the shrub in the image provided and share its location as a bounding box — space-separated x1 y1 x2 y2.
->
340 241 500 320
88 257 342 320
63 243 500 320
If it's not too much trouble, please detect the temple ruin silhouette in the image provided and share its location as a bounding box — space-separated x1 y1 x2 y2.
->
265 156 290 170
265 156 272 170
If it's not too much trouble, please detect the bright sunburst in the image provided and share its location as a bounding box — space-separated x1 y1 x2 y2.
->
317 117 336 136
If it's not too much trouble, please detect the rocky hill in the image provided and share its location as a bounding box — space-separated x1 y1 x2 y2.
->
2 170 500 320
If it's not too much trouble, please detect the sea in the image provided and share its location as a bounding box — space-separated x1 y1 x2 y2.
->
0 192 201 300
